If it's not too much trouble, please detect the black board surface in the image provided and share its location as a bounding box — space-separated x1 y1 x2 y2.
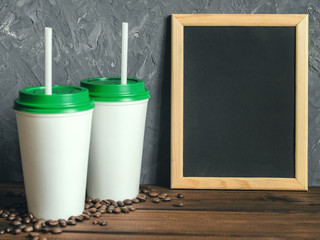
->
183 26 296 178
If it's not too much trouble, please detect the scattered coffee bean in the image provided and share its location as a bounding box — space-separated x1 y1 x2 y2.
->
76 215 84 222
42 227 50 233
107 205 115 213
98 207 106 213
29 232 40 238
24 217 31 223
28 213 34 220
18 224 27 230
93 212 102 218
6 227 13 233
128 206 136 211
163 197 171 202
34 221 42 231
93 198 100 203
158 193 168 199
24 225 33 232
81 214 90 220
33 237 39 240
89 207 97 213
8 215 15 221
92 220 99 225
113 207 121 214
99 220 107 226
0 209 3 215
177 193 184 198
85 197 93 203
83 210 91 215
141 187 151 194
84 203 90 209
67 220 76 225
152 198 160 203
11 220 21 226
111 202 118 208
58 219 67 227
13 228 21 235
1 213 8 218
94 202 102 209
69 216 76 221
124 199 132 205
52 227 62 234
132 198 140 203
173 202 184 207
39 237 47 240
117 201 125 207
149 192 159 197
0 229 4 235
15 216 22 221
121 207 129 213
48 219 59 226
137 194 147 202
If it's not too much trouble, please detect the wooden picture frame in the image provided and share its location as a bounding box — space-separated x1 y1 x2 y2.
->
171 14 308 190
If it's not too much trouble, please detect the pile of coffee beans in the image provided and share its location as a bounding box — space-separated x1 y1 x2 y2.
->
0 186 184 239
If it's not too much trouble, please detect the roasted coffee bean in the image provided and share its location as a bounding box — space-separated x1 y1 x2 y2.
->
111 202 118 208
84 203 90 209
99 220 107 226
149 192 159 197
101 200 110 205
92 220 99 225
6 227 13 233
32 218 38 223
128 206 136 211
132 198 140 203
48 220 59 226
18 224 27 229
33 237 40 240
1 213 8 218
89 207 97 213
15 216 22 221
85 197 93 203
11 220 21 226
177 193 184 198
120 207 129 213
83 210 91 215
52 227 62 234
69 216 76 221
8 215 15 221
158 193 168 199
152 198 160 203
173 202 184 207
14 228 21 235
137 194 147 202
107 205 115 213
67 220 76 225
81 214 90 220
0 230 4 235
0 209 3 215
141 187 151 194
29 232 39 237
23 225 33 232
117 201 125 207
93 198 100 203
24 217 31 224
163 197 171 202
58 219 67 227
28 213 34 220
98 208 106 213
42 227 50 233
39 237 47 240
93 212 102 218
113 207 121 214
94 202 102 208
124 199 132 205
34 222 42 231
76 215 84 222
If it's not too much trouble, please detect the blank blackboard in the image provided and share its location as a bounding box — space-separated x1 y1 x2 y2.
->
183 26 296 178
171 14 308 190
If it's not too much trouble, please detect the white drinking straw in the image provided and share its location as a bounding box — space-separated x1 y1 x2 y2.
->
121 22 128 85
45 27 52 95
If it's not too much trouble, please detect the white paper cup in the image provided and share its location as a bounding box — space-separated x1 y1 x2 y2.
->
14 86 94 219
81 77 150 201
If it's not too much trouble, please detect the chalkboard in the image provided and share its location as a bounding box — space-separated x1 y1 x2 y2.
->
171 14 308 190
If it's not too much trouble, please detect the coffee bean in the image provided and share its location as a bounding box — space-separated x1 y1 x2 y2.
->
29 232 39 237
89 207 97 213
6 227 13 233
69 216 76 221
117 201 125 207
24 217 31 224
93 212 102 218
141 187 151 194
0 209 3 215
1 213 8 218
99 220 107 226
177 193 184 198
84 203 90 209
52 227 62 234
58 219 67 227
173 202 184 207
8 215 15 221
76 215 84 222
67 220 76 225
124 199 132 205
11 220 21 226
15 216 22 221
111 202 118 208
33 237 40 240
83 210 91 215
32 218 38 223
39 237 47 240
101 200 110 205
149 192 159 197
28 213 34 220
132 198 140 203
163 197 171 202
0 229 4 235
23 225 33 232
128 206 136 211
92 220 99 225
18 224 27 229
158 193 168 199
95 203 102 209
93 198 100 203
107 205 115 213
42 227 50 233
85 197 93 203
81 214 90 220
113 207 121 214
121 207 129 213
98 208 106 214
34 221 42 231
152 198 160 203
47 219 59 226
13 228 21 235
137 194 147 202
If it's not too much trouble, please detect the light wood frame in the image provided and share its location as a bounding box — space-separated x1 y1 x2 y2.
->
171 14 308 190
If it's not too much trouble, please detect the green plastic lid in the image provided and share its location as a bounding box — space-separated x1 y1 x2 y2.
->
14 85 95 114
80 77 150 102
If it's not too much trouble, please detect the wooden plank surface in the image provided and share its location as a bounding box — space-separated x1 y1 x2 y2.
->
0 183 319 239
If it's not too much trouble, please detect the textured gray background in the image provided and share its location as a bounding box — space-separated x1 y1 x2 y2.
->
0 0 319 186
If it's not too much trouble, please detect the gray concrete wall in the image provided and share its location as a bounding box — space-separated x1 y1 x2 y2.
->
0 0 319 186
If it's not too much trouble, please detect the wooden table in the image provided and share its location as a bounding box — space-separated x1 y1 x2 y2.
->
0 183 319 239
